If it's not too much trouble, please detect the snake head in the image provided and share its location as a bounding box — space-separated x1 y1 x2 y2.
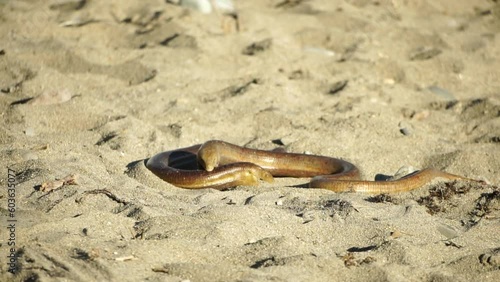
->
251 167 274 184
197 143 220 171
236 166 274 186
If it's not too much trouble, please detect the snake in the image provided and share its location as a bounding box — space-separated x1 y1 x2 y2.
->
145 140 476 193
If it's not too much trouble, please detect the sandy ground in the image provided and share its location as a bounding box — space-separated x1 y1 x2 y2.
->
1 0 500 281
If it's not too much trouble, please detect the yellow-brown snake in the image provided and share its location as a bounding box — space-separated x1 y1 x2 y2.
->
146 140 477 193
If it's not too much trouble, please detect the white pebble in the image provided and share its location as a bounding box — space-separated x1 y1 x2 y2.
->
22 152 38 161
437 224 459 240
24 127 35 136
180 0 234 14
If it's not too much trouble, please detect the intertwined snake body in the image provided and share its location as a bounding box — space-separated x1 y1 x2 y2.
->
146 140 475 193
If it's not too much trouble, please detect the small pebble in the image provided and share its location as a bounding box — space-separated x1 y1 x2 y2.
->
327 80 348 95
180 0 212 13
24 127 35 136
180 0 234 14
390 230 403 239
412 110 430 121
49 0 86 11
389 166 417 180
28 88 73 105
275 199 283 206
60 12 95 27
22 152 38 161
398 121 413 136
409 46 442 61
427 85 456 101
212 0 235 12
437 224 459 240
303 46 336 57
383 78 395 85
302 211 315 223
242 38 272 56
400 127 411 136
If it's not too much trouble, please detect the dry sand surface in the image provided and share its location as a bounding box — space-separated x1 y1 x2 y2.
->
1 0 500 281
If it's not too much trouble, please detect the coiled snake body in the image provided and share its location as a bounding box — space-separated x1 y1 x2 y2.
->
146 140 475 193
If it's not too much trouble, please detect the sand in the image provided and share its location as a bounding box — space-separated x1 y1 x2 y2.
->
1 0 499 281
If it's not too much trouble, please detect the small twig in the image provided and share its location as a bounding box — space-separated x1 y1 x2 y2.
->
115 255 137 262
76 189 129 205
